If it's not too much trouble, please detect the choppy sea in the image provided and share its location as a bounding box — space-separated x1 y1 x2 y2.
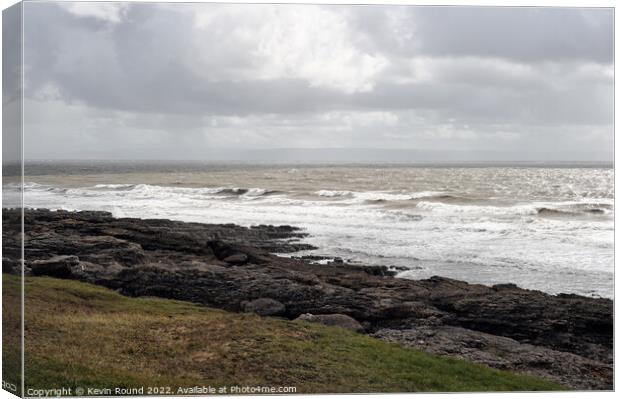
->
3 162 614 298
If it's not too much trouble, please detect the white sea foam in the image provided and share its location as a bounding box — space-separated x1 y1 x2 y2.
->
315 190 352 197
93 183 136 189
315 189 448 202
351 191 414 202
409 191 448 199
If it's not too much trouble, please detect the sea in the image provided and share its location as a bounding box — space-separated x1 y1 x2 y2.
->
2 161 614 298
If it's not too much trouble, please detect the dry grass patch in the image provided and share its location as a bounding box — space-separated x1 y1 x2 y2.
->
1 274 566 394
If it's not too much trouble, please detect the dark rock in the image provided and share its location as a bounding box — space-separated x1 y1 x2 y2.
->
357 265 396 277
420 276 613 364
2 257 20 273
295 313 364 333
208 240 240 260
373 326 612 390
243 298 286 316
492 283 519 291
222 253 249 265
293 255 331 262
30 255 79 278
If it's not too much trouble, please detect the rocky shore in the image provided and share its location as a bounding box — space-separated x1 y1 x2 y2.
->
2 209 613 389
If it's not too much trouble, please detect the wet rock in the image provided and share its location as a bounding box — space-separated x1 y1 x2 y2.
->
356 265 396 277
222 253 249 265
243 298 286 316
293 255 331 262
30 255 79 278
295 313 364 333
492 283 519 291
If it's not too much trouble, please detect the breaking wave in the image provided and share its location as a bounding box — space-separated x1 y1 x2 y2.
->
76 183 278 198
416 200 613 217
315 190 353 198
315 189 453 203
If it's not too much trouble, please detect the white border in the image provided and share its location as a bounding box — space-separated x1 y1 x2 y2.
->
0 1 617 399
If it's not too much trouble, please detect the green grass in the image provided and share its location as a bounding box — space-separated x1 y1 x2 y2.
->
2 274 565 394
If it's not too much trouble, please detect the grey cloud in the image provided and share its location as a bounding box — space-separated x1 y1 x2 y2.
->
15 2 614 162
343 6 613 63
2 3 22 164
409 7 614 63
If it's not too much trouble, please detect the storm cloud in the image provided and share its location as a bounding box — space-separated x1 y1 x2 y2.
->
16 2 614 161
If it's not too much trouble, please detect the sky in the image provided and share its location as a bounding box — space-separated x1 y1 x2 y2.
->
5 2 615 162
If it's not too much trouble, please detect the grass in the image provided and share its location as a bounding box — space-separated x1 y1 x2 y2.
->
2 274 565 394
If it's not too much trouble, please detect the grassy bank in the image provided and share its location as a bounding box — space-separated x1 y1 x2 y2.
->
2 274 564 394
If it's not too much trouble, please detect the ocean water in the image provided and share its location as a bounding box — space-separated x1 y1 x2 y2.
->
3 162 614 298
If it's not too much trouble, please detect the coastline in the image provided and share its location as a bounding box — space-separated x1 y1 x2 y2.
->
6 166 614 299
2 208 613 389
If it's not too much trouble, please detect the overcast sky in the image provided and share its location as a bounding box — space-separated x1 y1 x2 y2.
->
10 2 615 161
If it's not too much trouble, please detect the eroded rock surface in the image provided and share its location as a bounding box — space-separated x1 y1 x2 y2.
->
373 326 612 390
2 208 613 389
